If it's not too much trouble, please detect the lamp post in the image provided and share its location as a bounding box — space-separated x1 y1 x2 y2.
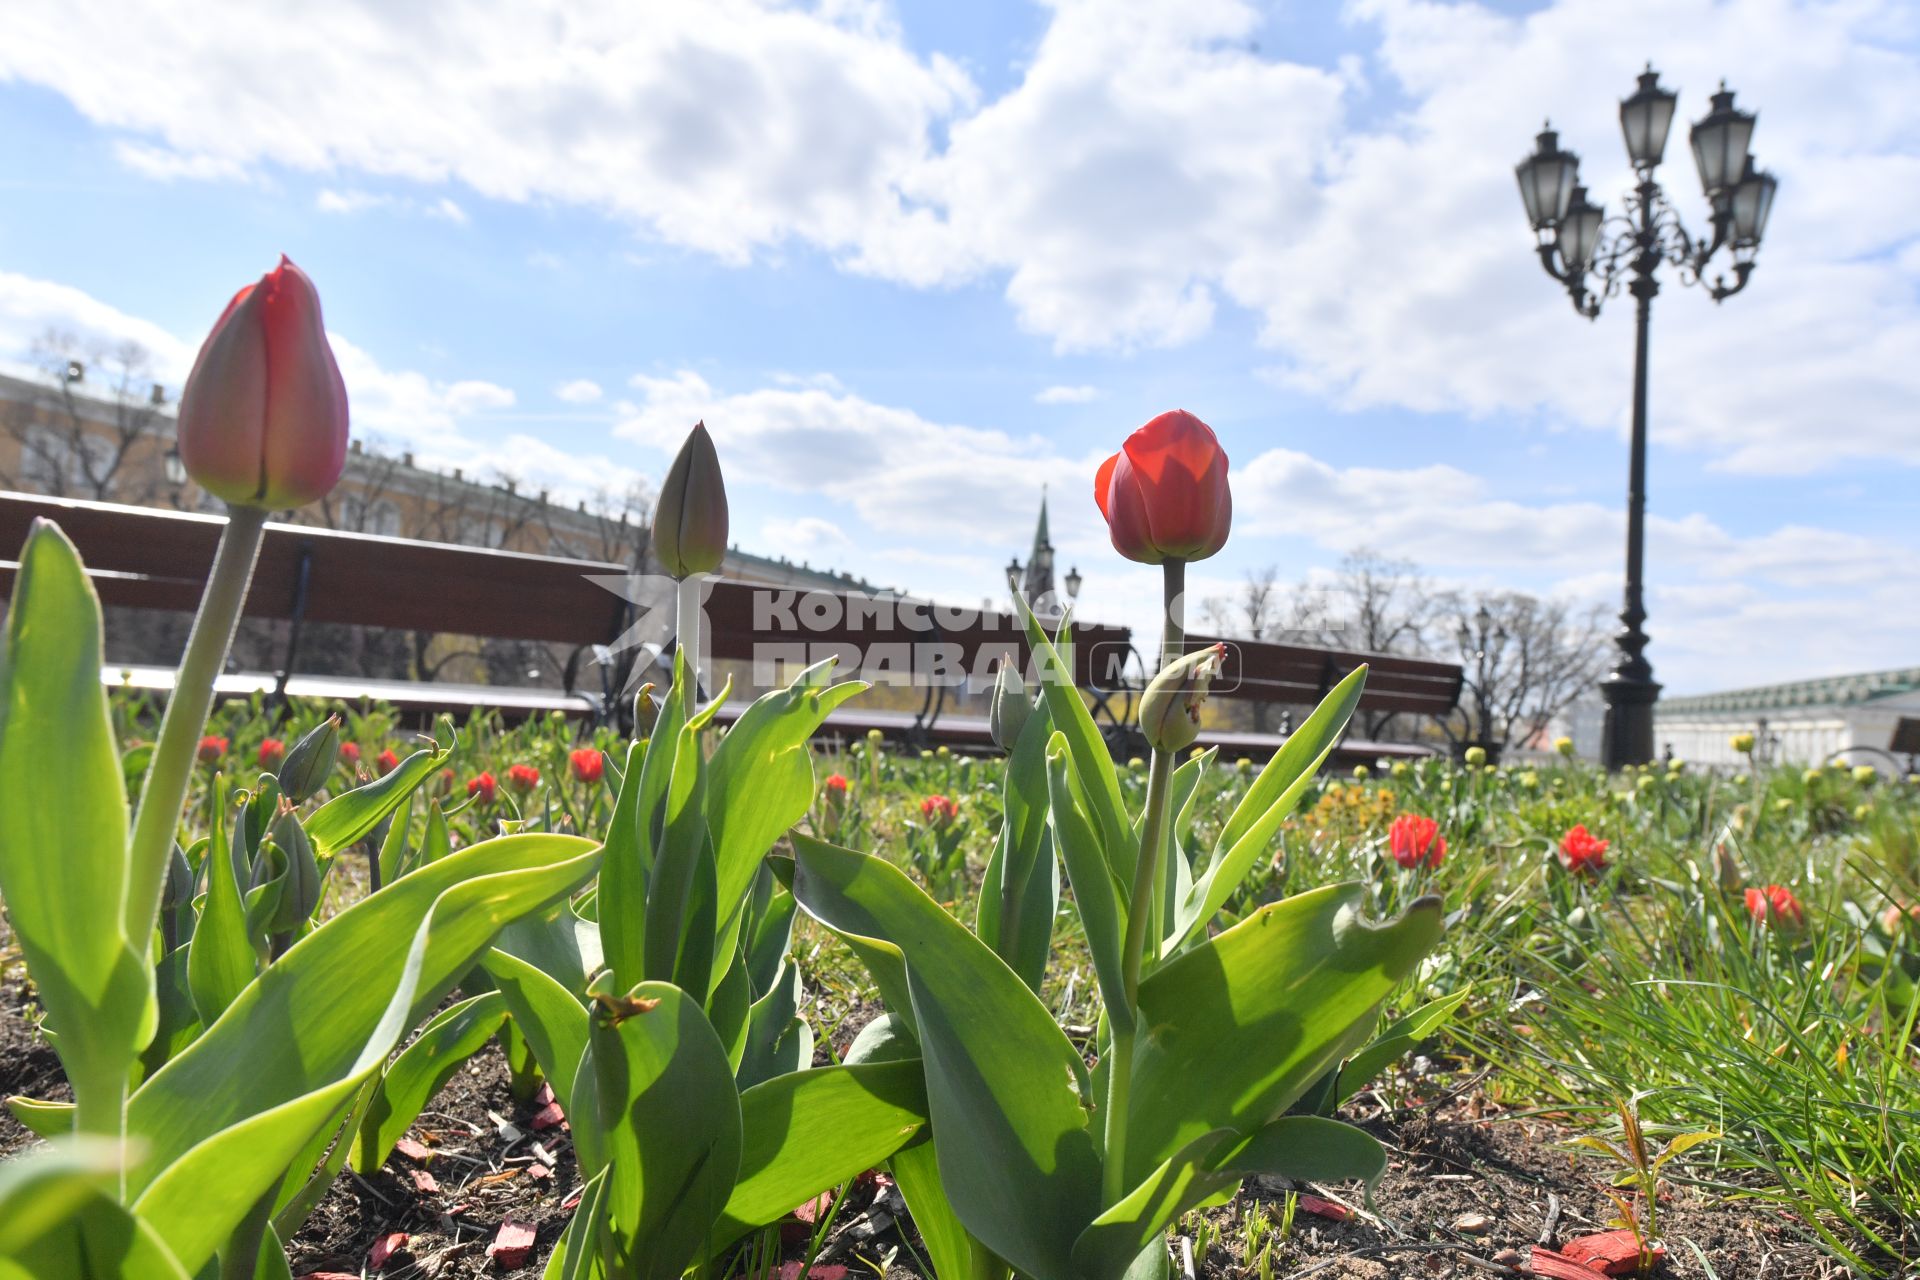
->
1456 602 1510 764
1516 65 1777 769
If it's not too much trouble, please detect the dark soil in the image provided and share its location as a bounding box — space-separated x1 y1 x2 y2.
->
0 972 1860 1278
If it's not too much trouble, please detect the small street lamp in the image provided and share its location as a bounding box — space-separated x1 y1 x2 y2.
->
1516 64 1777 769
1063 565 1083 601
1456 603 1510 763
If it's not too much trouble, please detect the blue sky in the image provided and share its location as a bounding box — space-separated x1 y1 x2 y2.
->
2 0 1917 694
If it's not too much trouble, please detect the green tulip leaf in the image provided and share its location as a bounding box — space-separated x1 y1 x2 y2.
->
0 521 151 1133
707 658 867 954
1045 738 1132 1034
0 1140 190 1279
544 1167 611 1280
1123 884 1442 1187
597 739 650 992
582 980 741 1280
735 957 812 1090
710 1059 928 1250
888 1133 1012 1280
1018 595 1135 878
127 834 600 1271
306 745 446 859
1172 668 1365 949
1072 1129 1239 1280
353 991 508 1172
187 773 257 1026
5 1095 76 1140
481 946 593 1116
790 833 1101 1280
1329 989 1470 1111
977 702 1058 991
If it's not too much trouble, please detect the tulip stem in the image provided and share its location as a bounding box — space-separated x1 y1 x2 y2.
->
677 573 702 701
1103 558 1186 1208
127 503 268 947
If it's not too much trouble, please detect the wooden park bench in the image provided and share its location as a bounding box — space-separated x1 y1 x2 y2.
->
0 492 1134 748
0 492 1455 766
1179 633 1464 764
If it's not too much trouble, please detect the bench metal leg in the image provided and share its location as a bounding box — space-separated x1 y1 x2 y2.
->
271 543 314 708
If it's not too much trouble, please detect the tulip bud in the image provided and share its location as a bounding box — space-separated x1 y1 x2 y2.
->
1464 746 1487 768
632 682 660 738
989 660 1034 754
1093 411 1232 564
265 803 321 934
178 256 349 510
160 842 194 949
278 716 342 803
1139 644 1225 753
1730 731 1756 754
1711 841 1745 892
1852 765 1877 786
1554 736 1575 757
652 422 729 579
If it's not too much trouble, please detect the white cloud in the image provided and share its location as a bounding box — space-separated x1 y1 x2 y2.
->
112 141 250 183
554 378 604 404
0 270 197 382
20 0 1918 472
762 515 852 558
1035 384 1101 405
318 188 470 224
4 0 973 266
316 188 387 215
617 368 1098 544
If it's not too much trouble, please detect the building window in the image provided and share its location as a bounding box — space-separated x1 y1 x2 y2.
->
19 425 113 494
343 494 403 536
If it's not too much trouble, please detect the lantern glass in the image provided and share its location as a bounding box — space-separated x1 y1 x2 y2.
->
1729 159 1778 247
1689 85 1755 195
1559 189 1605 272
1619 67 1678 169
1516 126 1579 229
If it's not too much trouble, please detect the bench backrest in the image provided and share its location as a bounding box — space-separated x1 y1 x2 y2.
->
702 578 1131 690
1187 632 1463 718
0 491 630 647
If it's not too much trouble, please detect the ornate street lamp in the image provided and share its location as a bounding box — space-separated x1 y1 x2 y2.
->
1516 64 1777 769
1456 603 1510 763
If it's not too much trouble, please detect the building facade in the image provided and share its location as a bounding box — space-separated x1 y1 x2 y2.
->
1654 668 1920 769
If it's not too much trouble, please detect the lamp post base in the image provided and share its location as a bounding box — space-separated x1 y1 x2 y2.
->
1600 674 1662 770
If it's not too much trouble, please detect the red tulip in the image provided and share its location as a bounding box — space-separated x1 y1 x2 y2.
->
467 772 498 804
377 747 401 776
1558 825 1609 875
338 741 360 768
1387 814 1445 869
506 764 540 793
1746 884 1805 932
570 748 605 784
178 255 349 510
919 794 958 825
197 735 228 764
1093 411 1232 564
257 738 286 767
823 773 851 797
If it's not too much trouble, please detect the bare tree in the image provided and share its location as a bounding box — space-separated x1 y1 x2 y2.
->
1200 565 1338 732
1440 591 1610 757
1 330 169 503
1330 548 1441 656
540 479 653 566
